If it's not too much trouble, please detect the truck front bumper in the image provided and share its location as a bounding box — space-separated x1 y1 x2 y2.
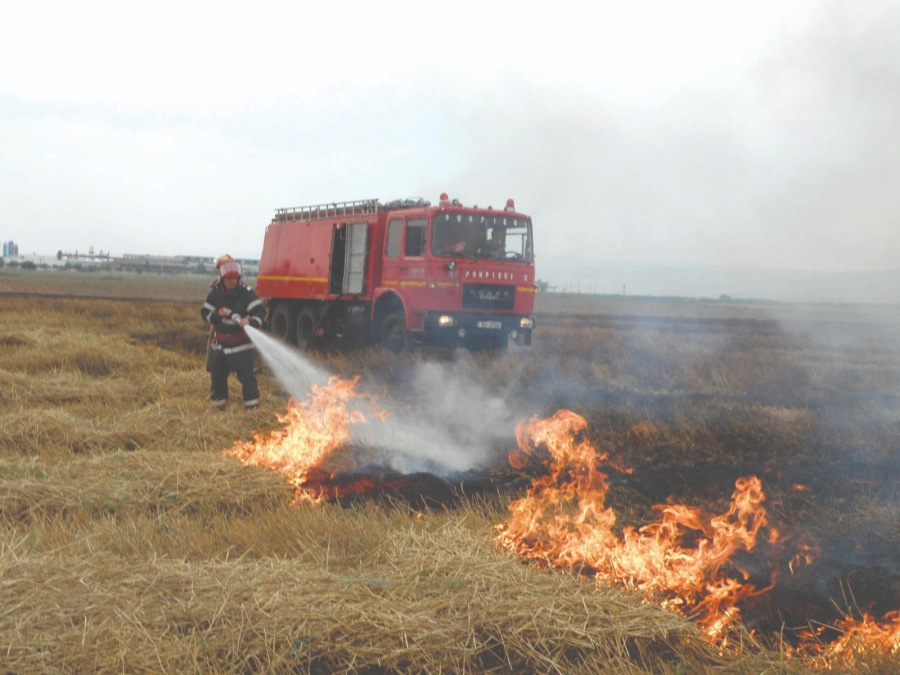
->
423 312 533 347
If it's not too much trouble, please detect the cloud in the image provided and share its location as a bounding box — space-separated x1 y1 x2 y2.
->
438 2 900 273
0 1 897 282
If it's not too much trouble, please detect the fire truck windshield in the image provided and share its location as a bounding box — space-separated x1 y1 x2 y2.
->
431 212 533 261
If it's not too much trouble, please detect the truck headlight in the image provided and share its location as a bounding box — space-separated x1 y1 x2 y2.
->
519 317 534 329
438 315 455 327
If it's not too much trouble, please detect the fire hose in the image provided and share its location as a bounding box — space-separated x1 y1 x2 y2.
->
208 310 268 374
205 308 252 372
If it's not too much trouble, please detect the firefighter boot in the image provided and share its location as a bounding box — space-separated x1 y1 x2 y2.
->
236 364 260 410
210 360 230 410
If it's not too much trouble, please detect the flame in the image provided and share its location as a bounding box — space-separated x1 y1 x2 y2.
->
795 611 900 666
224 375 373 503
498 410 900 661
497 410 779 638
225 385 900 662
825 611 900 658
788 539 818 575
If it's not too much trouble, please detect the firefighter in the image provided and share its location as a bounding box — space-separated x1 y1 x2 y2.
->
200 259 266 410
479 228 504 258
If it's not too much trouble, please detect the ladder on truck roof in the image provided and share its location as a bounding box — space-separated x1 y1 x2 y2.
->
273 197 432 222
274 199 381 221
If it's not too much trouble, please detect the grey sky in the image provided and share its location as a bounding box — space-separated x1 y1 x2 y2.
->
1 1 897 280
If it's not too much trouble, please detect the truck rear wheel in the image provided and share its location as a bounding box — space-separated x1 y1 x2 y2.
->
270 303 296 344
296 307 317 347
382 310 413 354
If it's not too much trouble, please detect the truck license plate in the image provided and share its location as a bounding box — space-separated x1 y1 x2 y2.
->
477 320 502 330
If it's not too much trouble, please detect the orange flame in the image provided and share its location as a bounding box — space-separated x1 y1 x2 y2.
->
788 539 818 575
497 410 779 638
795 611 900 665
224 376 368 503
825 611 900 658
226 387 900 661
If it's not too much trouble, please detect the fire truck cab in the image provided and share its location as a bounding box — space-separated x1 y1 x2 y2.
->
255 193 536 352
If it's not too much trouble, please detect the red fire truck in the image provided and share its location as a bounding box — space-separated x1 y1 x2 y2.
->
255 193 536 352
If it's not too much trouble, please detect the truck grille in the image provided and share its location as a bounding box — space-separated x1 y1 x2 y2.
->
462 284 515 310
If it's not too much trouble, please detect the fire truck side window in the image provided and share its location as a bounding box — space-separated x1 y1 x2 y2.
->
386 219 403 258
404 219 426 257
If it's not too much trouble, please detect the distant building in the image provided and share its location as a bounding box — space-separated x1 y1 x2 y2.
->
1 245 261 273
16 253 66 268
115 254 216 273
58 248 112 268
111 254 260 275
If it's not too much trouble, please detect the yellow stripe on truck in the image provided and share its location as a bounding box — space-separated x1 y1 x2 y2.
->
516 286 536 293
258 275 329 283
381 280 427 287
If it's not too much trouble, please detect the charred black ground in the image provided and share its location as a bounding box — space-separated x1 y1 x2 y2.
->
300 303 900 650
324 452 900 648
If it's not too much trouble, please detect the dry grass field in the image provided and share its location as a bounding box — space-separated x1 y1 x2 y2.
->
0 268 220 302
2 270 900 673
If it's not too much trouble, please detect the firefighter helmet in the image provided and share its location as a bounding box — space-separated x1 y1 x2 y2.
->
216 253 235 268
219 261 242 279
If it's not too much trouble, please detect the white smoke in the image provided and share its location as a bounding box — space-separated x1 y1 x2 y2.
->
245 327 516 476
355 357 517 474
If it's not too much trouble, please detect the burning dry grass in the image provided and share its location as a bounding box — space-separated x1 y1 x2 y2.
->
3 283 900 672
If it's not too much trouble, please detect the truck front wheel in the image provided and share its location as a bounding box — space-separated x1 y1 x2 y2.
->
382 310 413 354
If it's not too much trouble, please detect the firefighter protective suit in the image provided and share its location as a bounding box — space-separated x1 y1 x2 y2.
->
200 271 266 409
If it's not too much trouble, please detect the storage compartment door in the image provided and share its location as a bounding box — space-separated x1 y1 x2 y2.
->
343 221 369 294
